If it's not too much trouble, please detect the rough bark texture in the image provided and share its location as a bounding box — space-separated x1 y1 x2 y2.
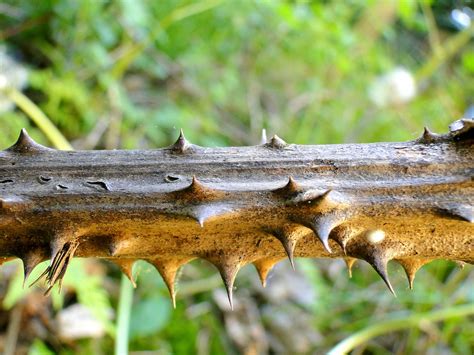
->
0 119 473 307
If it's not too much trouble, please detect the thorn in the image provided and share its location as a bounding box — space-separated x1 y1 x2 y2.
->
170 129 190 153
21 251 47 288
273 176 302 197
188 204 231 227
253 258 279 287
455 260 466 269
310 215 337 253
449 118 474 139
174 176 223 201
438 204 473 223
267 135 287 149
343 257 357 278
267 228 297 270
6 128 52 154
330 226 353 254
295 188 334 207
418 127 441 144
150 258 191 309
260 129 267 144
396 258 432 290
113 259 137 288
208 259 242 310
366 253 396 296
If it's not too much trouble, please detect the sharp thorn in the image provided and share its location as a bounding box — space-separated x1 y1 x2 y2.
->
368 255 396 296
6 128 52 154
170 128 190 153
253 258 278 288
343 257 357 278
113 259 137 288
311 216 334 253
396 258 431 290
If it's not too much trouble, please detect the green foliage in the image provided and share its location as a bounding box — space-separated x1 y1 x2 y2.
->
0 0 473 353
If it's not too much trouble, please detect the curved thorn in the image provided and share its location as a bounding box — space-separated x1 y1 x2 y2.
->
209 260 242 310
267 229 296 270
253 258 278 287
21 251 46 288
311 215 335 253
150 258 191 308
273 176 302 197
396 258 432 290
6 129 52 154
367 254 396 296
331 226 353 254
418 126 441 144
343 257 357 278
113 259 137 288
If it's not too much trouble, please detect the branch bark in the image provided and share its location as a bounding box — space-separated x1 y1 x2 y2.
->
0 119 472 306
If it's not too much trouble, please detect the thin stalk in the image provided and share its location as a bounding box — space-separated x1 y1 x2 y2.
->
4 88 73 150
328 304 474 355
416 24 474 81
115 273 134 355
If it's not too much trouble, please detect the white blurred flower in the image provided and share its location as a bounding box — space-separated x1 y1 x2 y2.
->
0 45 29 113
57 303 107 340
368 67 417 107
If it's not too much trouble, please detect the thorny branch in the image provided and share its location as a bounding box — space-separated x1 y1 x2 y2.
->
0 119 472 308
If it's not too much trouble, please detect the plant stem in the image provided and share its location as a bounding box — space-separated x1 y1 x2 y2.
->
328 304 474 355
4 88 73 150
416 24 474 82
115 273 134 355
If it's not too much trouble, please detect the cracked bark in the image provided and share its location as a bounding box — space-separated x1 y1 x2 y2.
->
0 119 472 307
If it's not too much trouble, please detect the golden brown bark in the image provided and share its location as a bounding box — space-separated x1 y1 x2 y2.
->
0 119 472 306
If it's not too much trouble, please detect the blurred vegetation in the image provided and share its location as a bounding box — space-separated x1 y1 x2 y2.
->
0 0 473 354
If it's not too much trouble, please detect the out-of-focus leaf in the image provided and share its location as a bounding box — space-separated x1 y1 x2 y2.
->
129 294 171 338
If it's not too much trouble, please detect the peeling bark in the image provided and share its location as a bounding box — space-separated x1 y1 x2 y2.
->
0 119 473 306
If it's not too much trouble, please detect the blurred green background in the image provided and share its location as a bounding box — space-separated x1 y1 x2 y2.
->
0 0 473 354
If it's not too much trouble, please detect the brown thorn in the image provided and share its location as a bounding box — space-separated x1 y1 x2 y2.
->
6 128 53 154
20 251 47 288
173 176 224 202
113 258 137 288
266 228 297 270
310 215 336 253
272 176 302 197
418 126 441 144
208 259 243 310
396 258 432 290
343 257 357 278
267 135 288 149
169 128 190 153
253 258 279 288
149 257 192 309
366 253 396 296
